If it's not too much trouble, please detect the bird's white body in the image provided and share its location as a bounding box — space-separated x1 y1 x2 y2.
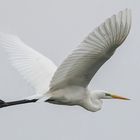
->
0 9 131 111
47 86 88 106
47 86 103 112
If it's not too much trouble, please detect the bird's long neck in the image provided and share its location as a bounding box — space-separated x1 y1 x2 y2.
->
0 99 38 108
82 93 103 112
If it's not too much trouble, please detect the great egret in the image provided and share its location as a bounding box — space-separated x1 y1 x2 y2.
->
0 9 131 112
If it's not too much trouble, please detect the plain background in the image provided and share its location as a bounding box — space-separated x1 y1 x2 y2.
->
0 0 139 140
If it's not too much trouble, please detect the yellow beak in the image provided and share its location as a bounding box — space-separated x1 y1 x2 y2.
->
111 95 130 100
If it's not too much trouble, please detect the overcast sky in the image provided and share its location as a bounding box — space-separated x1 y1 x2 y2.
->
0 0 139 140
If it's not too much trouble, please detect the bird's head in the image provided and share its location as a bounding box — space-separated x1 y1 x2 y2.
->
93 90 130 100
85 90 130 112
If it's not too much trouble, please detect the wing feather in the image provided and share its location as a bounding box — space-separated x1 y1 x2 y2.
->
50 9 131 91
0 33 57 94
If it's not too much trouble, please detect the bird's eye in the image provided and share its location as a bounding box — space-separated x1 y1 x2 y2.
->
105 93 111 96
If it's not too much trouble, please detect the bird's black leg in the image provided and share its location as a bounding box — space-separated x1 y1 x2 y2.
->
0 99 38 108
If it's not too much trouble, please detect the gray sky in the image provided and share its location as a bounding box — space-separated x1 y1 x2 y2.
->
0 0 139 140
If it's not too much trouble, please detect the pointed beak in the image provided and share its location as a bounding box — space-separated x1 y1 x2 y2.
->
111 94 130 100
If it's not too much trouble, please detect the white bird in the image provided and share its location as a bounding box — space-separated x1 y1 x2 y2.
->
0 9 131 112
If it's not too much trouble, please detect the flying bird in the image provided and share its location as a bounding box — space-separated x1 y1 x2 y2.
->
0 9 131 112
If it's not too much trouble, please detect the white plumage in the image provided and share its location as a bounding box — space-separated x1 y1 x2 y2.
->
50 9 131 91
0 33 57 96
0 9 131 112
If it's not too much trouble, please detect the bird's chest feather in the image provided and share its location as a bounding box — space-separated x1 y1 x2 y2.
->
48 86 88 105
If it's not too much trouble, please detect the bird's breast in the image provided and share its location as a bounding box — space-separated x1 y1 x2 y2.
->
48 86 88 106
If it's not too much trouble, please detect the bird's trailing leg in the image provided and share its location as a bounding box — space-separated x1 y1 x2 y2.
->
0 99 38 108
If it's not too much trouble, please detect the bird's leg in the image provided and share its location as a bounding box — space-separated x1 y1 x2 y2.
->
0 99 38 108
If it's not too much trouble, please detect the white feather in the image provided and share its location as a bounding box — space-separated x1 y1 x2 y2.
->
50 9 131 91
0 33 57 95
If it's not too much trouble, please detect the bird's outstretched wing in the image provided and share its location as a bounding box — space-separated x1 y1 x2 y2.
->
50 9 131 91
0 33 57 94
